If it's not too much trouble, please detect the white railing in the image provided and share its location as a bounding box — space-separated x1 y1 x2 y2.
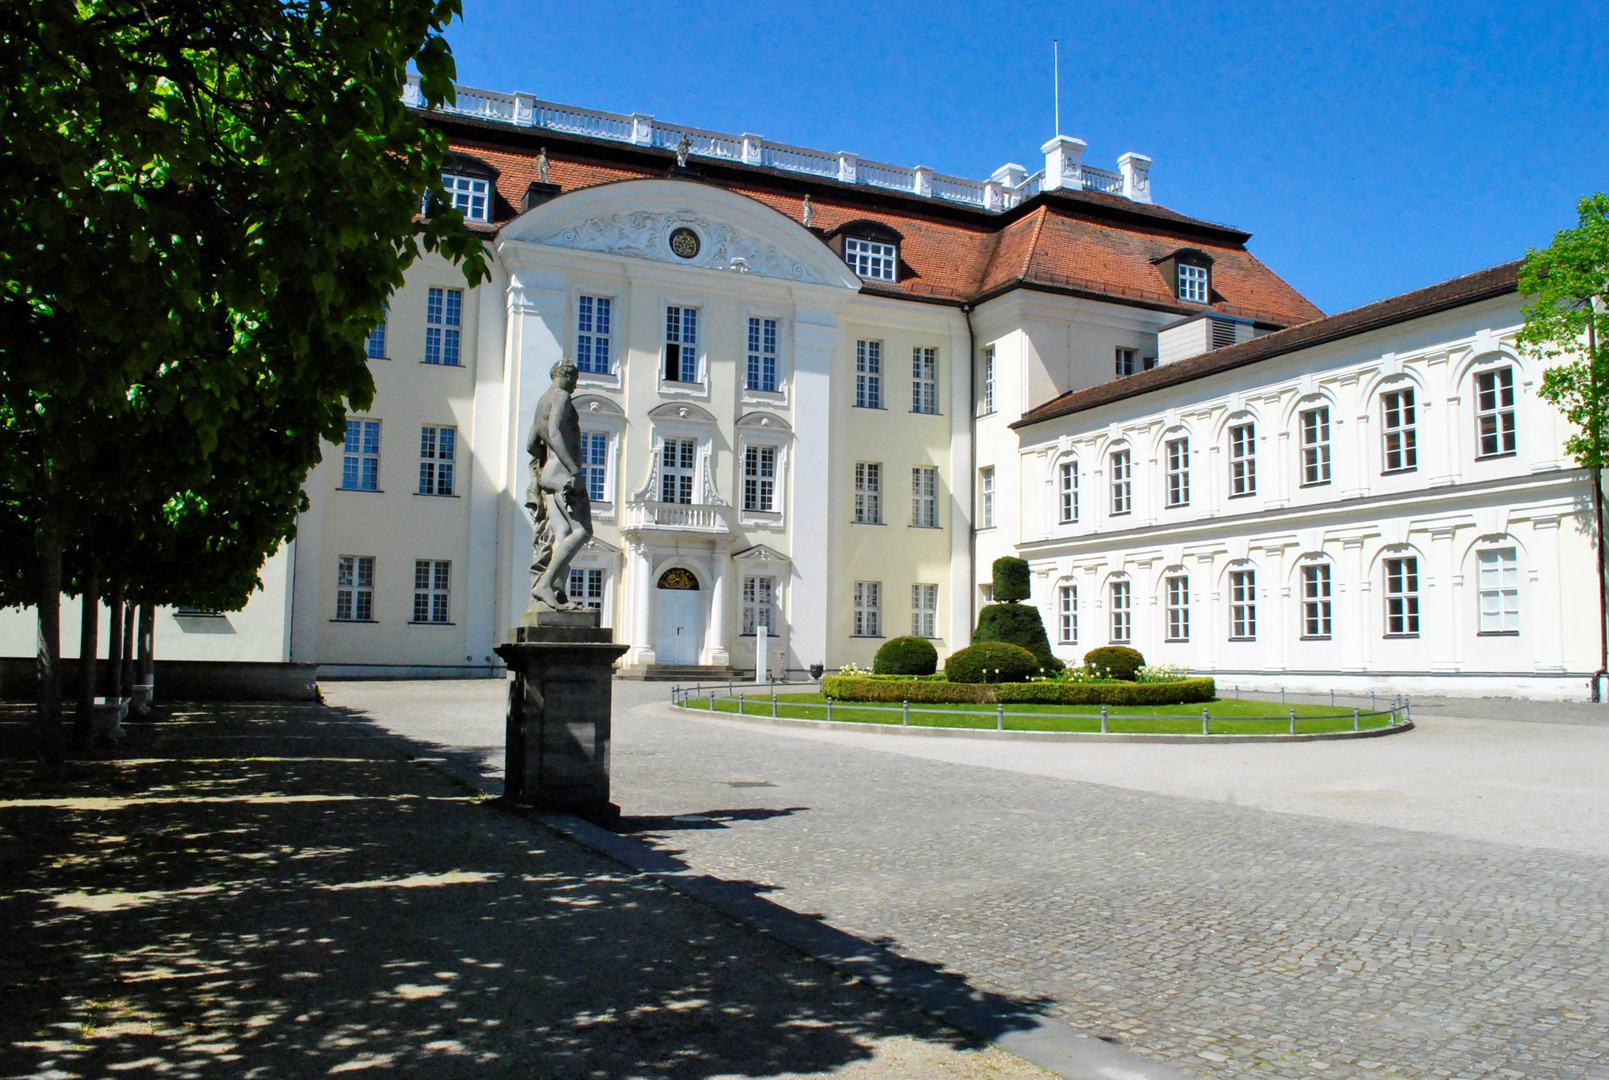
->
652 124 744 161
449 86 517 121
533 102 633 141
626 501 731 532
931 174 989 207
858 159 918 194
1081 166 1124 195
760 141 839 177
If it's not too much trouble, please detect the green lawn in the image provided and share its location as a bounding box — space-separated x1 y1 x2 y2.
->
676 691 1401 735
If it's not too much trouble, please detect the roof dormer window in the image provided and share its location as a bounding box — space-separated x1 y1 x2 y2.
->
844 237 897 282
1177 262 1209 303
442 173 490 222
1153 247 1215 305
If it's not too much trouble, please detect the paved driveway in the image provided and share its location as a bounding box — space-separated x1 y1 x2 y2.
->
325 680 1609 1080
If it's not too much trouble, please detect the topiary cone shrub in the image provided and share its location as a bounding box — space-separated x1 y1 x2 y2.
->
973 602 1062 670
1081 645 1145 681
945 641 1039 684
992 556 1031 602
874 635 939 675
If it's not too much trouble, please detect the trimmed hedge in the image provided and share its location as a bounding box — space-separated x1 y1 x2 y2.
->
992 556 1031 602
820 675 1217 706
945 641 1040 684
973 603 1061 670
1082 645 1145 681
874 635 939 675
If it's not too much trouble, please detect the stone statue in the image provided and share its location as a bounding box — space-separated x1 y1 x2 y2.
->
526 359 593 610
537 146 549 185
675 133 691 168
802 193 812 228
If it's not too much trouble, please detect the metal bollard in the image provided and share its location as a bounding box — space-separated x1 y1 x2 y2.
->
1330 688 1336 707
738 693 744 716
1353 707 1360 732
1281 686 1286 704
902 700 909 726
1100 704 1108 734
1370 690 1377 710
772 691 778 718
826 696 833 723
997 703 1004 731
1289 707 1296 735
709 691 716 713
1202 706 1210 736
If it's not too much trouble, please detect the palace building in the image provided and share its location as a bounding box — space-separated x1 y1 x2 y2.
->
3 81 1599 698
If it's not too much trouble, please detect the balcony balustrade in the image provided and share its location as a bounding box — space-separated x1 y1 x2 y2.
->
625 500 731 534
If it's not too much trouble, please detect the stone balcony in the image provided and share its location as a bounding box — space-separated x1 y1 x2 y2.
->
624 500 732 534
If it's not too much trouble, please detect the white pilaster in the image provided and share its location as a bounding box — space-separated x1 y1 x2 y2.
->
1430 526 1460 671
626 540 655 666
791 307 838 670
704 552 729 666
466 258 509 659
1531 515 1565 672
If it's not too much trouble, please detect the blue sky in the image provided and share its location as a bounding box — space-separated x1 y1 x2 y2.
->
443 0 1607 316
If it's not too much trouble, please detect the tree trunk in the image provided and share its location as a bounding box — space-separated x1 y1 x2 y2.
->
34 517 65 773
106 580 125 704
136 603 155 717
74 573 100 748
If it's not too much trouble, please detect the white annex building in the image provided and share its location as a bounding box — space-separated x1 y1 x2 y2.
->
3 82 1602 699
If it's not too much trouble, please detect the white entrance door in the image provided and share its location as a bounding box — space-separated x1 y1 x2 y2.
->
655 589 703 665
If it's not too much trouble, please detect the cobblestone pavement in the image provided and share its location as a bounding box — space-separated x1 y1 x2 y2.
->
332 680 1609 1080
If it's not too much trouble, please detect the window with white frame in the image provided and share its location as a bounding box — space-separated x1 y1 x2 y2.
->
418 425 455 496
1059 460 1078 523
911 467 938 528
1058 585 1077 644
1301 562 1332 638
366 314 387 360
581 432 608 502
577 295 612 375
981 346 995 415
664 305 699 382
844 237 897 282
912 347 938 414
568 568 605 612
743 444 776 513
441 173 490 221
1165 575 1189 641
1300 406 1331 485
746 317 779 392
978 466 995 528
1165 437 1190 507
853 581 881 636
911 583 938 638
1177 262 1209 303
854 462 882 524
342 419 380 491
425 287 462 366
1109 580 1132 643
856 340 882 408
1383 556 1420 636
1229 422 1256 496
1381 388 1417 472
335 556 375 621
1229 568 1256 639
1477 548 1519 633
660 438 697 504
1110 449 1132 515
1475 367 1517 457
1115 348 1139 377
742 576 778 635
412 560 451 624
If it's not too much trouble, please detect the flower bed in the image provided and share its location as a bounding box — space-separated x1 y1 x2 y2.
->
820 674 1216 706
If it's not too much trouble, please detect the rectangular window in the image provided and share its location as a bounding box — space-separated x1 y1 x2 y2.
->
856 339 883 408
981 346 995 415
845 238 896 282
1165 437 1190 507
1115 347 1138 377
1177 263 1209 303
335 556 375 622
1477 548 1519 633
853 581 881 637
1381 389 1418 472
366 318 387 360
1229 422 1256 497
582 432 608 502
854 462 882 524
743 444 776 512
568 568 605 612
1165 575 1189 641
1059 460 1078 523
911 347 939 414
1300 407 1331 485
742 576 778 636
1110 450 1132 515
746 317 779 392
412 560 451 624
911 583 938 638
660 438 697 504
664 305 699 382
424 287 462 366
342 419 381 491
417 425 456 496
1475 368 1517 457
1384 557 1420 636
1109 581 1131 643
577 295 612 375
1229 569 1257 639
442 174 489 221
1301 563 1332 638
978 466 995 529
1058 585 1077 644
911 467 938 528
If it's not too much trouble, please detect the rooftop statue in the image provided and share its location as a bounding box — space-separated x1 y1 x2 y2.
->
526 359 593 610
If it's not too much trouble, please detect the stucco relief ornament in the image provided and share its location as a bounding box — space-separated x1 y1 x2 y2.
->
543 211 823 283
526 359 593 610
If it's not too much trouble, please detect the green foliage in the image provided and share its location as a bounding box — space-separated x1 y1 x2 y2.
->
822 675 994 703
1082 646 1146 681
873 636 939 676
992 557 1031 602
973 603 1062 670
819 674 1216 706
944 642 1040 684
1519 193 1609 468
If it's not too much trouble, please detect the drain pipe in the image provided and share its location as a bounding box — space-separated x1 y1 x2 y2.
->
963 303 978 633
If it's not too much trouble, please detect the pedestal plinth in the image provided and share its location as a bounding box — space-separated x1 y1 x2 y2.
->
495 611 628 825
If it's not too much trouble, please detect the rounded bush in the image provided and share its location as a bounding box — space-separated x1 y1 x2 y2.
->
874 635 939 676
992 556 1031 602
945 642 1040 684
1081 645 1145 682
973 603 1063 671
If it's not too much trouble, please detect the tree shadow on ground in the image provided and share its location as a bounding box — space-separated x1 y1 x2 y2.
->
0 702 1052 1078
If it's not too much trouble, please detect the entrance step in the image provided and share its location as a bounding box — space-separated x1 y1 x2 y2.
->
617 664 748 683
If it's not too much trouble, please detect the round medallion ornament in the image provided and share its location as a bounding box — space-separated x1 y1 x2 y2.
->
657 567 699 590
668 227 700 260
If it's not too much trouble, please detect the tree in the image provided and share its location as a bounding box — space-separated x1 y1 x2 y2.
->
2 0 488 769
1519 193 1609 697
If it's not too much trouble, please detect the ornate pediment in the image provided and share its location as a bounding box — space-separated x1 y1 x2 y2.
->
732 543 790 564
540 209 825 284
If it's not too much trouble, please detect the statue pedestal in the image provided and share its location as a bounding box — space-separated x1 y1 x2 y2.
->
495 610 628 826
